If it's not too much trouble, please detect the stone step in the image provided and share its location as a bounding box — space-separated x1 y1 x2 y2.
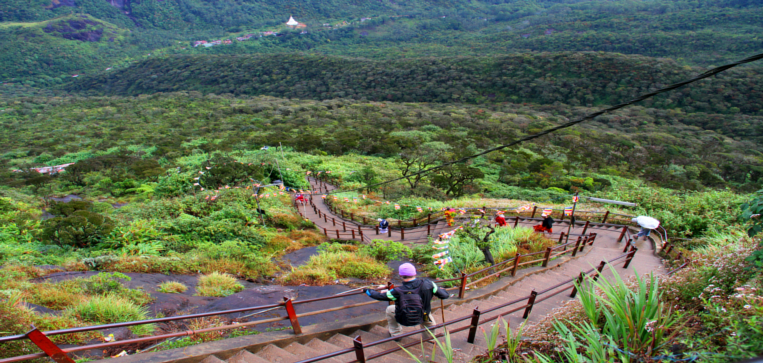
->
200 356 225 363
255 344 300 363
281 341 343 363
306 337 357 362
226 350 270 363
351 329 415 361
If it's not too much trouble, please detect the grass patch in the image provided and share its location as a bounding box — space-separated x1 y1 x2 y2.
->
158 281 188 294
281 248 390 286
195 272 244 297
66 295 155 335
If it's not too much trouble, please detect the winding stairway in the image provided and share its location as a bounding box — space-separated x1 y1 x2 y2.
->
109 179 666 363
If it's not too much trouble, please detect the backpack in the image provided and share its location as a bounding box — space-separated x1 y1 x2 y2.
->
380 220 389 229
394 283 425 326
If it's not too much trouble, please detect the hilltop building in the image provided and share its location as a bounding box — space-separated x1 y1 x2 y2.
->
286 16 307 29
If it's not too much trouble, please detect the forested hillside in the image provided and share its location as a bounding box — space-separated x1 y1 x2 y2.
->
1 0 761 84
2 94 761 195
65 52 763 116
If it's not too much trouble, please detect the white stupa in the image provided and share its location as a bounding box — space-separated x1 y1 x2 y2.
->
286 16 299 27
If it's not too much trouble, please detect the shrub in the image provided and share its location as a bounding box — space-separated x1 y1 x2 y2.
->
360 240 412 262
41 210 115 248
195 272 244 297
66 295 155 336
662 241 757 309
158 281 188 294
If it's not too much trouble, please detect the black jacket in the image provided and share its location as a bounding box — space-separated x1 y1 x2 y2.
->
367 278 449 315
542 216 554 230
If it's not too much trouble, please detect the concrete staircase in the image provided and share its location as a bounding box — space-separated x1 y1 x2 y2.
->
201 325 472 363
194 230 664 363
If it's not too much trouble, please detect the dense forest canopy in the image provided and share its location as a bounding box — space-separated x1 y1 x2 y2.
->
63 52 763 116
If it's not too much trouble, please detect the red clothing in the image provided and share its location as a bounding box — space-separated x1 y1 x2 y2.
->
533 225 552 233
495 215 507 227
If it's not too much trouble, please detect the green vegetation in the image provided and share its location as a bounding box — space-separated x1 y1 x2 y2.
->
67 295 155 335
281 242 391 285
195 272 244 297
157 281 188 294
65 53 763 116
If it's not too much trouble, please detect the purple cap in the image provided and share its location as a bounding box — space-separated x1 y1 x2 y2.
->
399 263 416 277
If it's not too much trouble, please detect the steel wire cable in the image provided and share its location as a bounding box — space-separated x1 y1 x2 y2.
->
325 52 763 195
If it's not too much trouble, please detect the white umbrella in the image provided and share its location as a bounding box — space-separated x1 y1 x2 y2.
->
632 216 660 229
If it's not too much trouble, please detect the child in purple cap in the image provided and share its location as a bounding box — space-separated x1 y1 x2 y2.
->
364 263 450 341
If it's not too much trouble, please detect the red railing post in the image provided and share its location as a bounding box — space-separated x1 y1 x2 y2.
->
665 244 674 256
318 209 322 218
592 261 606 282
623 239 632 253
523 290 538 319
341 210 345 218
336 230 340 239
427 224 431 236
398 220 401 228
363 217 367 224
558 232 565 244
542 247 553 267
401 227 405 240
323 228 328 237
511 254 521 276
388 227 392 237
359 230 364 241
617 226 628 242
376 225 379 235
531 206 537 218
353 336 366 363
332 217 336 227
588 233 597 245
601 211 610 224
514 216 520 228
413 218 417 227
313 205 317 214
572 237 582 257
428 213 431 223
352 230 356 239
283 297 302 334
569 272 585 298
581 221 590 236
624 247 638 268
324 214 327 223
26 327 76 363
343 222 347 232
466 308 482 344
458 272 468 298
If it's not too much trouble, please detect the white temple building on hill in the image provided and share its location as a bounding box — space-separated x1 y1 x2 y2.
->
286 16 306 28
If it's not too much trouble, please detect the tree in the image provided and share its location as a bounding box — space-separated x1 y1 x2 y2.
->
431 163 484 197
396 138 451 190
457 217 496 265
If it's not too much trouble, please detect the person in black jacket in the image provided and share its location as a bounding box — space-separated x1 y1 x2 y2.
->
364 263 450 340
534 212 554 234
541 213 554 233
